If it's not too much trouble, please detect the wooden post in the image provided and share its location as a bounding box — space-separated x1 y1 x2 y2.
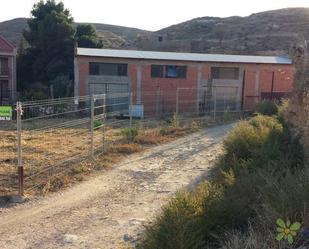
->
16 102 23 196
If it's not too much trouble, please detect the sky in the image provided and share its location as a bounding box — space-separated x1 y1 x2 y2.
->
1 0 309 31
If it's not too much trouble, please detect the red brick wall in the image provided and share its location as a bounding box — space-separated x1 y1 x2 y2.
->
75 56 294 113
139 64 198 115
243 64 294 109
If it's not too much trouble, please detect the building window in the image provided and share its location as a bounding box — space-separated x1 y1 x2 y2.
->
211 67 239 80
165 65 187 78
0 58 9 75
151 65 164 78
89 63 128 76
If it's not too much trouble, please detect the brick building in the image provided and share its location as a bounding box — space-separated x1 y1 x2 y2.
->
0 35 17 105
74 48 294 116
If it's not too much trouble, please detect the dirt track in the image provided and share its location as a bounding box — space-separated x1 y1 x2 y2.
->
0 124 233 249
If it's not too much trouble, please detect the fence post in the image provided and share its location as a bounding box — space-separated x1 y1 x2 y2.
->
213 87 217 121
90 94 95 158
129 91 133 142
129 91 133 129
155 87 160 116
175 88 179 127
102 94 106 153
16 101 24 196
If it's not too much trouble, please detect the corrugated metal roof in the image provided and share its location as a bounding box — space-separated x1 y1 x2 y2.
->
76 48 293 65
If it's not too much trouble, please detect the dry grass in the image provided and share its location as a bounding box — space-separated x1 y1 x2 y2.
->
134 129 172 145
108 143 143 154
0 116 226 197
0 126 124 196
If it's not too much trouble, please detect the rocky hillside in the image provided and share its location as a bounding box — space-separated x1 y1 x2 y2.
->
136 8 309 55
2 8 309 55
0 18 150 49
0 18 28 47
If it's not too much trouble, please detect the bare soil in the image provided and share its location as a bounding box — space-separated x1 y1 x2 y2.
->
0 124 233 249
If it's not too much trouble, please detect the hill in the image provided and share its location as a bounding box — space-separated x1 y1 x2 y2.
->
0 18 28 47
0 18 150 49
136 8 309 55
2 8 309 55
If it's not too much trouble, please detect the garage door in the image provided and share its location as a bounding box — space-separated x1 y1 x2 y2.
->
89 83 129 114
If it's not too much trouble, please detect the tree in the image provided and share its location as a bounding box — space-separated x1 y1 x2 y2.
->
75 24 103 48
18 0 104 98
22 0 75 97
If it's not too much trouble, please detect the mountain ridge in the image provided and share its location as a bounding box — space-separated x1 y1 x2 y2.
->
1 8 309 55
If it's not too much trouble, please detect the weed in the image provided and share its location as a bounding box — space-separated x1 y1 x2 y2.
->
41 175 71 195
164 113 178 127
71 165 90 174
222 107 233 123
253 100 278 116
189 121 201 133
135 130 170 145
94 120 104 128
121 127 139 142
109 143 142 154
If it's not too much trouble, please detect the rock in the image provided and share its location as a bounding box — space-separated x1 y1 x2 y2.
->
63 234 78 244
9 195 26 204
123 234 132 242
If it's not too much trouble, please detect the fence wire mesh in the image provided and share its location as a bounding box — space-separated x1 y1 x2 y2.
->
0 86 242 196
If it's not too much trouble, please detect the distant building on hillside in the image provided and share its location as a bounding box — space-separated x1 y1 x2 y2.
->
74 48 294 117
0 35 17 105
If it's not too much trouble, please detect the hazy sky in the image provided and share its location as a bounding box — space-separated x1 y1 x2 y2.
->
1 0 309 31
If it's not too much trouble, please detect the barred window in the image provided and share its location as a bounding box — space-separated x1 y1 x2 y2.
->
89 63 127 76
211 67 239 80
151 65 164 78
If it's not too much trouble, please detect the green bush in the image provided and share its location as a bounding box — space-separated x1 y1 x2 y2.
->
159 127 169 136
138 114 305 249
139 182 220 249
222 115 284 173
253 100 278 116
121 127 138 141
94 120 103 128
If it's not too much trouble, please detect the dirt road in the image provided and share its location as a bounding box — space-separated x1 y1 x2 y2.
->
0 124 233 249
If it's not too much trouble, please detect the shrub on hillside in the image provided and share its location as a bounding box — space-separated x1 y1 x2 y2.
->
137 114 305 249
222 115 284 173
139 182 221 249
219 168 309 249
253 100 278 116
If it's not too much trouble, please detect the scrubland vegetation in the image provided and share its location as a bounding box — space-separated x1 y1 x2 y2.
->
137 102 309 249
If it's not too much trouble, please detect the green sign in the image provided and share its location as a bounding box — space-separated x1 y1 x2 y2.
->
0 106 12 120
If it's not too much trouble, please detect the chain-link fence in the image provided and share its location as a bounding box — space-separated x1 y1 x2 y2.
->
0 86 242 196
